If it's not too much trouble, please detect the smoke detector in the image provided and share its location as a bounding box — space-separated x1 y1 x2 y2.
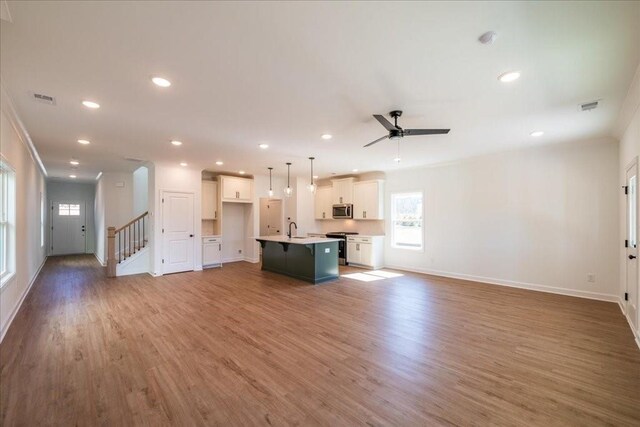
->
31 92 56 105
580 100 600 112
478 31 498 45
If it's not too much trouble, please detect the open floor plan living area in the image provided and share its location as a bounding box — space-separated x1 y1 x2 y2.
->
1 1 639 425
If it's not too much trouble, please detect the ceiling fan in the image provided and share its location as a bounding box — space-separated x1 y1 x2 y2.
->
364 110 450 147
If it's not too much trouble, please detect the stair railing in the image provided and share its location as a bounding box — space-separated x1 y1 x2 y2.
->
107 211 148 277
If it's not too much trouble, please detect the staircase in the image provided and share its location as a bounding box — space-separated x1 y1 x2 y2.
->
107 211 149 277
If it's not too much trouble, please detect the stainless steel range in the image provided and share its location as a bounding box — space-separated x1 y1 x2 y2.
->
325 232 358 265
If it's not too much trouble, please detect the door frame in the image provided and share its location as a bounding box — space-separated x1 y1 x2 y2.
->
624 157 639 334
160 189 196 274
49 200 86 255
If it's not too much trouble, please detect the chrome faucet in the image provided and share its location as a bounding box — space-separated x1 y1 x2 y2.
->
287 222 298 239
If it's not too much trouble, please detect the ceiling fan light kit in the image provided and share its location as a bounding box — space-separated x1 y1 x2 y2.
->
364 110 450 147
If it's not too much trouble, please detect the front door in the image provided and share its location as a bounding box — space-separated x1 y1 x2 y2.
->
626 161 639 331
162 191 195 274
51 201 86 255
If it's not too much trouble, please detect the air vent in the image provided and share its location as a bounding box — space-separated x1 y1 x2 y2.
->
124 157 144 163
32 92 56 105
580 100 599 112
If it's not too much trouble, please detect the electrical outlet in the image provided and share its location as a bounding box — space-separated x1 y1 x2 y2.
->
587 273 595 283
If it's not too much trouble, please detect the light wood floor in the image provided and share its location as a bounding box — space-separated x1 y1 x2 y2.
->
1 255 639 426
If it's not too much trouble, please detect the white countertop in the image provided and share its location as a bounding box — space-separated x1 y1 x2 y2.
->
255 235 342 244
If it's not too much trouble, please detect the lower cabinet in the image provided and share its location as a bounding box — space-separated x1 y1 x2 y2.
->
346 236 384 269
203 237 222 268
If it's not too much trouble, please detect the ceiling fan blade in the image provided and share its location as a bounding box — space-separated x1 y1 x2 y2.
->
364 135 389 147
373 114 397 131
403 129 450 136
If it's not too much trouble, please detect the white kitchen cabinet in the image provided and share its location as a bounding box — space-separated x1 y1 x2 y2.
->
201 180 218 220
221 176 253 203
203 236 222 268
314 186 333 220
346 236 384 269
331 177 355 205
353 180 384 220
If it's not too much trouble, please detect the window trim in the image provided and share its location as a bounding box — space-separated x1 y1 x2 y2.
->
390 191 424 252
0 157 16 288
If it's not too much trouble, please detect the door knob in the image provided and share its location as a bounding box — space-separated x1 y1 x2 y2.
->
629 255 637 260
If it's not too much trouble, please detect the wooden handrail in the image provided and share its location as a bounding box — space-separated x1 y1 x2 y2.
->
114 211 149 233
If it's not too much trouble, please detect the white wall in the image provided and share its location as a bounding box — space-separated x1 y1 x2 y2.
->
47 180 96 254
132 166 149 217
94 176 105 265
151 163 202 275
94 171 134 262
618 66 640 343
0 91 47 341
384 139 620 301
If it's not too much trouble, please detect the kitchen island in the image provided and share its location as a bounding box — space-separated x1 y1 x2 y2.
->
255 236 341 284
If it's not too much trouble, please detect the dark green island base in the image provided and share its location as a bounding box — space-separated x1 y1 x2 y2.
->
256 237 340 284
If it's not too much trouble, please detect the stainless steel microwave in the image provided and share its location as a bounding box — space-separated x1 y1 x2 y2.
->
332 204 353 219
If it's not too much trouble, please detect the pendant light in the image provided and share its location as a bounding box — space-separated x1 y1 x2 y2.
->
307 157 316 193
268 167 274 197
284 162 293 197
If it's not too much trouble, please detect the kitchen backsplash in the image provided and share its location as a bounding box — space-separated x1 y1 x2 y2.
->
202 220 216 236
315 219 385 236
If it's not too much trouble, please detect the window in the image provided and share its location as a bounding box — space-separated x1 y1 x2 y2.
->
0 159 16 286
391 192 423 250
40 192 45 247
58 203 80 216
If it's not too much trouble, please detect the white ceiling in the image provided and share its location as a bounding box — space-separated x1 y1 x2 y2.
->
1 1 639 181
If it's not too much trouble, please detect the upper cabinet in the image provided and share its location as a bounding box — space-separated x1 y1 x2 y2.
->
331 177 355 204
201 180 218 220
314 186 333 220
353 180 384 220
220 175 253 203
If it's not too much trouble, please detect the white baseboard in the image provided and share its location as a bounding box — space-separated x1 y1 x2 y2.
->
244 256 260 264
94 252 105 266
0 256 47 343
222 256 245 263
618 298 640 351
384 264 620 303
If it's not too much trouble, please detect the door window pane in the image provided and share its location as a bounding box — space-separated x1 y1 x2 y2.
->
58 204 70 216
69 204 80 216
391 192 423 250
630 175 637 248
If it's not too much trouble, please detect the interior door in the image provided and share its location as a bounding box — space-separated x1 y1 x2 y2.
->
51 201 86 255
266 199 282 235
626 161 639 331
162 191 195 274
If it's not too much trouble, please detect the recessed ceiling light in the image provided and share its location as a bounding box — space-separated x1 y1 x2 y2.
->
239 170 246 175
259 144 269 149
352 169 359 172
171 140 183 146
498 71 521 83
180 162 188 167
321 134 332 140
70 160 79 165
530 130 545 137
152 77 171 87
215 161 223 166
69 174 77 179
77 139 90 145
82 100 100 109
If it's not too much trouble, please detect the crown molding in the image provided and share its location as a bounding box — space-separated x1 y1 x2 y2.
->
0 81 48 177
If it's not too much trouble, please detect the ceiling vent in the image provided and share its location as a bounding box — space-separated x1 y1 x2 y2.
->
580 100 600 112
32 92 56 105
